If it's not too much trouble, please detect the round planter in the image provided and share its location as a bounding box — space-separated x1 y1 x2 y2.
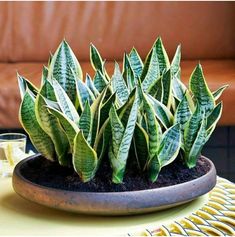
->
12 155 216 216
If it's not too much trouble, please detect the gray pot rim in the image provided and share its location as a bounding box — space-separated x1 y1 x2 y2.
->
12 154 217 215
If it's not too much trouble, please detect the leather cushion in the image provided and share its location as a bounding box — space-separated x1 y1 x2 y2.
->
0 2 234 62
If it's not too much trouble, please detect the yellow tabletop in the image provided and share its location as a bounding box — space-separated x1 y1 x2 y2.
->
0 177 209 236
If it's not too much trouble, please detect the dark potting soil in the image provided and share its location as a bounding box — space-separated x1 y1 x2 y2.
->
20 156 210 192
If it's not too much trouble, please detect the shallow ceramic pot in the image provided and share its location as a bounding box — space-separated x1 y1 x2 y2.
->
12 155 216 216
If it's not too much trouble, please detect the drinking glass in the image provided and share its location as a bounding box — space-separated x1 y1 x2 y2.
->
0 133 27 177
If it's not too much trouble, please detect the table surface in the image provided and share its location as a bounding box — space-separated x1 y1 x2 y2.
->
0 177 209 236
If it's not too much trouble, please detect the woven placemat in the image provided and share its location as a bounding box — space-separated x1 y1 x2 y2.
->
129 177 235 236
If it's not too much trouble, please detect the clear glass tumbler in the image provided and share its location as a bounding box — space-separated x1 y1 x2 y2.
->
0 133 27 177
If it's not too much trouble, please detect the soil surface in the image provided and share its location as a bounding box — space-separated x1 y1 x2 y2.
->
20 156 210 192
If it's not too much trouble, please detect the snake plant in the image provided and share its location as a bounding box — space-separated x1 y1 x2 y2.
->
18 38 226 183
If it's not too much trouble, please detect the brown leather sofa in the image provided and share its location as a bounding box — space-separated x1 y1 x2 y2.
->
0 1 234 128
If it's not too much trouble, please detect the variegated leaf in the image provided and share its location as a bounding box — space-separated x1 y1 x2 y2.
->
90 88 107 147
141 44 160 92
40 79 56 101
108 149 125 184
76 76 95 109
100 92 116 127
123 53 136 89
133 123 149 170
48 52 53 67
162 69 172 108
158 123 181 167
52 79 80 125
206 102 223 130
189 64 215 116
94 120 111 162
20 92 55 161
129 47 143 78
109 104 125 157
117 89 137 127
212 85 228 101
187 118 207 168
174 92 192 132
140 114 148 132
171 45 181 75
143 93 162 160
79 101 92 143
126 67 136 91
48 40 82 104
110 92 138 183
44 98 60 110
73 131 98 182
148 123 181 182
111 62 129 105
47 106 79 150
17 74 38 99
117 94 138 161
172 70 186 101
93 70 108 93
90 43 104 73
147 154 161 183
155 37 170 74
147 94 174 129
147 76 162 101
205 124 216 143
85 73 99 97
41 66 49 86
183 104 202 154
35 93 70 166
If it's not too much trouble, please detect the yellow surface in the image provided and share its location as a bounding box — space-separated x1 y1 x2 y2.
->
0 177 209 236
130 177 235 236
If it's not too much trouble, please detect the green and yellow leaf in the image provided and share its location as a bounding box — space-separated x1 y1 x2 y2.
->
147 94 174 129
110 92 139 183
90 88 107 147
47 106 79 150
93 70 108 93
79 101 92 143
183 104 202 155
174 92 192 132
76 76 95 109
73 131 98 182
52 79 80 124
133 123 149 170
129 47 143 78
100 92 116 127
162 69 172 108
48 40 82 104
147 76 162 101
41 66 49 86
123 53 136 90
90 43 104 73
187 118 207 168
141 44 160 92
171 44 181 75
212 85 228 101
17 74 38 99
85 73 99 97
20 92 55 161
111 62 129 105
206 102 223 130
154 37 170 74
158 123 181 167
189 64 215 116
35 93 70 166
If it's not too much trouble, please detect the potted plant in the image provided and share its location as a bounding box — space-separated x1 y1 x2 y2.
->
13 38 227 215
